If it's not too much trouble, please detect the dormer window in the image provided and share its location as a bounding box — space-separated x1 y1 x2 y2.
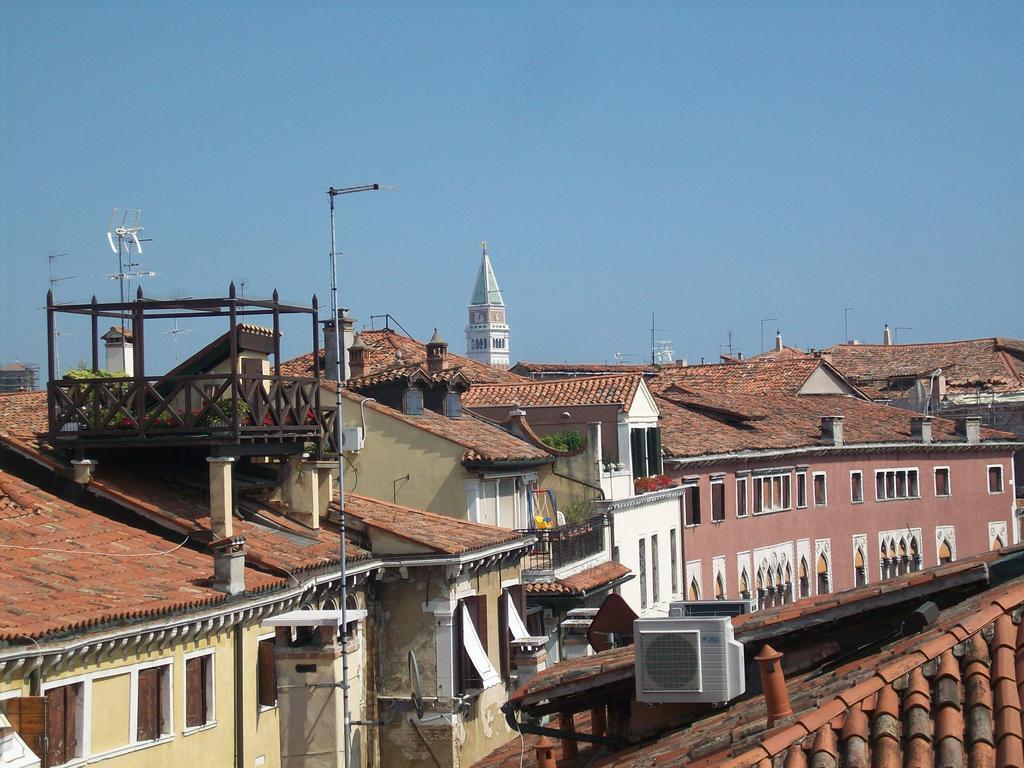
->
403 387 424 416
445 391 462 418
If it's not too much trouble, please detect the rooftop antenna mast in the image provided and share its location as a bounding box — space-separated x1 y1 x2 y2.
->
47 252 75 377
106 209 155 373
650 313 673 365
162 318 193 363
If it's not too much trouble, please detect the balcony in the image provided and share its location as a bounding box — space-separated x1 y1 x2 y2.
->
50 373 326 450
518 516 608 580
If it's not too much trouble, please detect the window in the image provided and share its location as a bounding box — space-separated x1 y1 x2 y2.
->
812 473 827 506
630 427 663 478
498 585 528 681
989 465 1004 494
711 480 725 522
816 554 830 594
854 548 867 587
455 595 498 694
402 387 424 416
736 476 748 517
874 469 921 501
444 391 462 418
651 535 660 604
44 683 83 766
638 539 648 610
796 471 808 508
669 529 679 595
136 664 171 742
850 471 864 504
753 472 791 514
939 539 954 564
934 467 951 497
185 652 215 729
682 484 701 526
257 636 277 708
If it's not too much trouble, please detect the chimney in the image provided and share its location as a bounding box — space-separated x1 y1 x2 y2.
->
207 456 235 539
755 644 792 727
737 352 744 361
882 324 893 346
821 415 844 446
102 326 134 374
956 416 982 444
348 333 366 379
507 407 529 440
910 416 933 444
211 535 246 595
71 459 98 485
775 330 783 352
533 736 556 768
323 309 356 380
426 328 449 374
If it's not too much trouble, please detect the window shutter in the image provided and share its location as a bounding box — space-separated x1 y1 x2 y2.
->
258 639 278 707
64 684 79 760
475 596 489 654
455 601 468 694
137 668 159 741
646 428 662 475
45 687 66 767
186 657 204 727
498 590 510 681
6 696 47 760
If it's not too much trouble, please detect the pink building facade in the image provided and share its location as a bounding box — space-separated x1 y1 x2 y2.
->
667 446 1017 608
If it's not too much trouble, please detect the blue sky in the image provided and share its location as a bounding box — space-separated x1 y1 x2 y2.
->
2 1 1022 374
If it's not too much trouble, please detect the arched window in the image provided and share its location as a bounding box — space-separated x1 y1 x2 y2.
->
798 558 810 598
688 577 701 601
897 538 908 576
939 539 954 565
816 553 830 595
879 543 889 580
994 533 1006 550
854 548 866 587
739 569 750 599
909 537 921 572
714 574 725 600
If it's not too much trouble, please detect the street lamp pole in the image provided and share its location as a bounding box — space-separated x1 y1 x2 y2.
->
327 183 381 767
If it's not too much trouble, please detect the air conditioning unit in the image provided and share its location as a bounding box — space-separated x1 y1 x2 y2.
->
669 599 753 619
634 616 745 704
342 426 364 452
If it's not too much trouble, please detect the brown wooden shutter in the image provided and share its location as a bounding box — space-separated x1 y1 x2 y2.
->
137 667 159 741
474 595 489 654
7 696 47 761
186 657 203 727
64 684 80 761
258 639 278 707
455 600 468 694
45 686 66 767
498 590 510 681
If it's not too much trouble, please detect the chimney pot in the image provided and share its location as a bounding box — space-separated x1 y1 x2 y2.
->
956 416 982 444
821 416 844 446
775 331 783 352
348 332 366 379
883 324 893 346
910 416 933 444
207 456 236 539
755 644 793 727
211 535 246 595
71 459 98 485
534 735 557 768
426 328 449 374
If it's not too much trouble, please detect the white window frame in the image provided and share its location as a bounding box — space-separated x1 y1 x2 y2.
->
849 470 864 504
182 648 217 734
131 659 174 744
812 472 828 507
874 467 921 502
39 676 88 766
753 471 792 515
669 528 679 596
795 470 808 509
638 538 648 609
988 464 1005 494
933 466 952 497
735 474 748 518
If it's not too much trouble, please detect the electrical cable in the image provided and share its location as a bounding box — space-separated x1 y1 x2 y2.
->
0 535 190 557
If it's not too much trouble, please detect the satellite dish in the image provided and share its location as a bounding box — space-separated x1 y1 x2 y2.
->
408 650 424 718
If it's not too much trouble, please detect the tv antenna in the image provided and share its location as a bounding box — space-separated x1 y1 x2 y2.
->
650 312 674 365
106 209 155 373
47 252 75 377
162 318 193 363
612 352 635 364
895 326 913 344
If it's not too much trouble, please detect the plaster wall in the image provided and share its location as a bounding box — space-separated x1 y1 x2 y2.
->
663 449 1016 607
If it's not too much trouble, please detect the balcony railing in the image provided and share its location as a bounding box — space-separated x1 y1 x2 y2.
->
49 373 325 448
518 517 608 574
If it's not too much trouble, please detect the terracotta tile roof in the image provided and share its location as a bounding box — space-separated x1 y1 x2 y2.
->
825 337 1024 394
649 358 830 396
524 561 632 595
0 469 282 642
281 329 524 384
0 391 48 442
656 391 1014 460
512 362 659 376
346 362 469 390
463 375 645 411
746 345 810 362
335 386 550 465
340 493 531 555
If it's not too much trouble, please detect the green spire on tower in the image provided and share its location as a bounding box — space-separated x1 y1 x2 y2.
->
469 242 504 306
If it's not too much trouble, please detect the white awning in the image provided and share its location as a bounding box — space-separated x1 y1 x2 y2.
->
462 605 500 689
507 592 530 641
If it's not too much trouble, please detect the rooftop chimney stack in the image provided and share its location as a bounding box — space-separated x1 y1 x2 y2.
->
821 415 844 446
775 330 783 352
911 416 933 444
882 324 893 346
956 416 982 444
754 644 792 727
207 456 235 539
426 328 449 374
348 333 366 379
102 326 134 374
322 309 355 381
211 535 247 595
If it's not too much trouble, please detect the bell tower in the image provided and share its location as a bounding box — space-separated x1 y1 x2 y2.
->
465 242 510 368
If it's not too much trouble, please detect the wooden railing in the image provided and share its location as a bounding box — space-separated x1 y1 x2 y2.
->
49 373 325 446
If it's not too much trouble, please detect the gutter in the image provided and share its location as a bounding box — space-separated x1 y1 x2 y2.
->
664 440 1024 469
463 457 554 470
